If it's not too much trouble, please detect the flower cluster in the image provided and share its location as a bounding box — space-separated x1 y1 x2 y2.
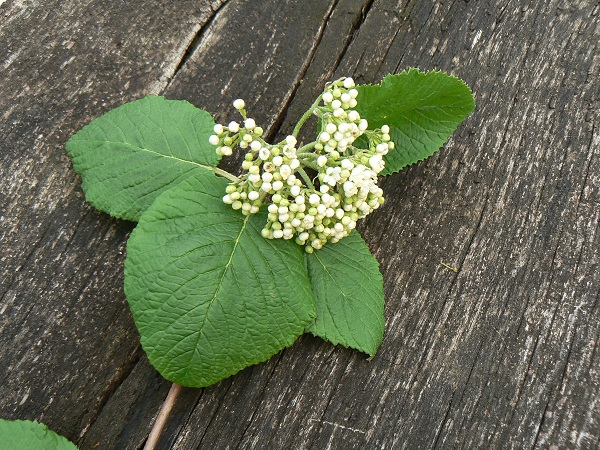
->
208 77 394 252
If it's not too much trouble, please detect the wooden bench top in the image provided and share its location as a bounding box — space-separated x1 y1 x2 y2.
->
1 0 597 448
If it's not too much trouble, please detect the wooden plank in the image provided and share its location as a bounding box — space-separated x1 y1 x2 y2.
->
1 0 598 449
0 0 227 446
164 1 599 449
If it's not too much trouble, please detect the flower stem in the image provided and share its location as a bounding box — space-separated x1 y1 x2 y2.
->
144 383 182 450
293 95 323 137
296 166 315 190
296 141 317 155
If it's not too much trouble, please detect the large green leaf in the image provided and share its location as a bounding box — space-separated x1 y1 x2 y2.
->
306 231 384 356
0 419 78 450
124 171 315 387
66 96 219 221
355 69 475 175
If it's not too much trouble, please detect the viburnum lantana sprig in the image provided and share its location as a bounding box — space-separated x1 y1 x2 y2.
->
212 77 392 252
65 69 475 388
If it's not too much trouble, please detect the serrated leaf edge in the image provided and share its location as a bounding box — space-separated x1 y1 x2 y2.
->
357 68 475 176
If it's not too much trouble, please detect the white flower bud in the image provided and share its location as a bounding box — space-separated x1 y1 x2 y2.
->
322 91 333 103
244 118 256 130
349 88 358 98
317 155 328 167
272 180 284 191
290 185 301 196
221 146 233 156
233 99 245 110
325 123 337 134
214 124 224 135
309 194 320 205
248 191 260 201
209 135 220 146
222 194 233 204
341 159 354 170
343 77 355 89
358 119 368 130
285 135 297 146
259 147 271 160
279 164 291 179
347 111 360 122
228 121 240 133
273 229 284 239
331 99 342 110
369 154 385 172
268 204 278 213
341 93 351 103
272 155 283 166
250 205 260 214
250 140 261 151
381 125 390 133
262 172 273 182
319 132 330 142
261 182 272 192
333 108 345 117
290 158 300 169
248 173 261 184
343 181 358 196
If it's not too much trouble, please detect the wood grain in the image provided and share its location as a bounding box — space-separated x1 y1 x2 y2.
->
1 0 597 449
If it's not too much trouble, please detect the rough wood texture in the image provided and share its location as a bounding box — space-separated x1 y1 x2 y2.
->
1 0 598 449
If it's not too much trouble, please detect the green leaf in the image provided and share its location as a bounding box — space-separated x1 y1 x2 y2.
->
307 231 384 356
0 419 78 450
66 96 220 221
124 171 316 387
355 69 475 175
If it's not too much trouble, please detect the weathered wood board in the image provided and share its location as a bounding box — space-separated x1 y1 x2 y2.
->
0 0 597 448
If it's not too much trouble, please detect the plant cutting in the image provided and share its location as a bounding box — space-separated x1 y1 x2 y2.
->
63 68 474 446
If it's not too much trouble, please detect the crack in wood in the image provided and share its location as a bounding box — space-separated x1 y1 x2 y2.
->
163 0 231 94
264 0 341 143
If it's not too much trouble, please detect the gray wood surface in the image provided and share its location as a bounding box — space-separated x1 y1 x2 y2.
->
1 0 598 449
